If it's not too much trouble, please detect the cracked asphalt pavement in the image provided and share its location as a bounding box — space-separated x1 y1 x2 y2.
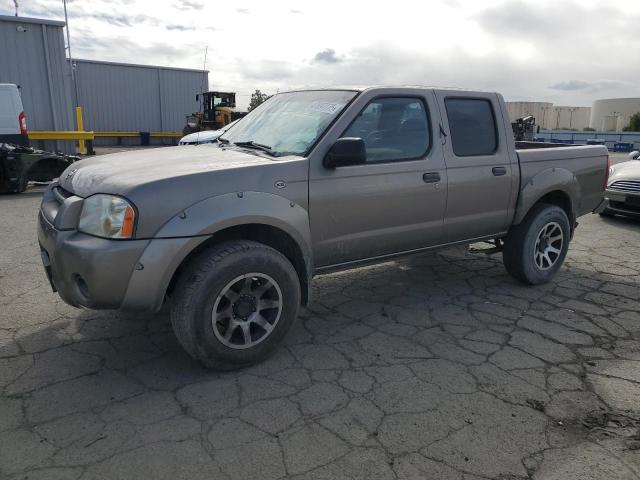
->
1 179 640 479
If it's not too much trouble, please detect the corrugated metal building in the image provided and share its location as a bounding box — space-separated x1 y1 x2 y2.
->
72 59 207 145
0 14 209 151
0 15 74 152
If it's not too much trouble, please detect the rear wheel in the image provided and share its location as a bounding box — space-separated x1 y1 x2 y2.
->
170 240 300 370
502 203 570 285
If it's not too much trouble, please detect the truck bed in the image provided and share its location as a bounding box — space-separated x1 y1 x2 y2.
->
515 144 609 218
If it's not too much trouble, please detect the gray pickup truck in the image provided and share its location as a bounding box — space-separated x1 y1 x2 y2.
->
38 87 609 369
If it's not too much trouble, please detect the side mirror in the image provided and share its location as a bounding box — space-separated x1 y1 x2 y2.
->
323 137 367 169
629 150 640 160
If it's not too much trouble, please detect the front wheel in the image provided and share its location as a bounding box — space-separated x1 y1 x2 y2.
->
170 240 301 370
502 203 570 285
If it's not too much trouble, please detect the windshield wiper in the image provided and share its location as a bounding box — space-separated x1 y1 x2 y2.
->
233 141 276 156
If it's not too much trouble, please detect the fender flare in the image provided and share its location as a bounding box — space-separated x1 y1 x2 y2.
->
155 191 312 256
513 167 580 225
123 192 312 311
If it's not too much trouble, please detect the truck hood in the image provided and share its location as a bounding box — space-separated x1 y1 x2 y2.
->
59 145 308 238
60 145 276 197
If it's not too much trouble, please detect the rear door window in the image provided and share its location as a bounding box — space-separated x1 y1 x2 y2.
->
445 98 498 156
343 97 430 163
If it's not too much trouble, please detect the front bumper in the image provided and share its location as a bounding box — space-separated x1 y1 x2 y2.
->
598 189 640 218
38 210 150 309
37 184 210 312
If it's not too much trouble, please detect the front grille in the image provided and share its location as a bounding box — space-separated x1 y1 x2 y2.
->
609 180 640 193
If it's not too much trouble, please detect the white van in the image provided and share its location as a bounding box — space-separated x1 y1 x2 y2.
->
0 84 29 146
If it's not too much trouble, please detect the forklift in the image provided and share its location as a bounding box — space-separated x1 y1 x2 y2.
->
183 91 238 135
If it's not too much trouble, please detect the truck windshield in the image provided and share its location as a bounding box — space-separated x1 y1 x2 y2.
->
219 90 357 157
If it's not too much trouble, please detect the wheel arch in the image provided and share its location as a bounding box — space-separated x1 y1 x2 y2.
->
513 168 579 227
122 192 313 312
166 223 312 306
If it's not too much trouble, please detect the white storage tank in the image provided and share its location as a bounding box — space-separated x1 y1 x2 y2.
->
549 106 591 130
590 98 640 131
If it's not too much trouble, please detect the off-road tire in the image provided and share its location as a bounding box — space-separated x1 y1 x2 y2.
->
502 203 570 285
170 240 300 370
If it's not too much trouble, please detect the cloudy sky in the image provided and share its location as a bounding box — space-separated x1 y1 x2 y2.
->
7 0 640 109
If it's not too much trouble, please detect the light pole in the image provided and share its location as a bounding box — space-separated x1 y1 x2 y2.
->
554 107 561 130
568 107 577 130
609 111 620 131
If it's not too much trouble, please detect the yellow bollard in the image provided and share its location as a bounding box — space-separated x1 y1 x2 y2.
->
75 106 87 155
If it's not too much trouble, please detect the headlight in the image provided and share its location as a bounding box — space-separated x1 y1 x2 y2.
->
78 194 136 239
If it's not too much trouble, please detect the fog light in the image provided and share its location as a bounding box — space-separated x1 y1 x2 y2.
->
74 274 89 299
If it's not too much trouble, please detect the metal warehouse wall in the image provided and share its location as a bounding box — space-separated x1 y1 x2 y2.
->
0 15 75 152
72 59 208 145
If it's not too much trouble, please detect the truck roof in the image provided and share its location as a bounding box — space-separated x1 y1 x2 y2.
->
278 85 498 95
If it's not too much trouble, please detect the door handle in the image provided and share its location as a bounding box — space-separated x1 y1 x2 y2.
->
492 167 507 176
422 172 441 183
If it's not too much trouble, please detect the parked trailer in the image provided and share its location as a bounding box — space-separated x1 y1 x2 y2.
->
0 143 78 193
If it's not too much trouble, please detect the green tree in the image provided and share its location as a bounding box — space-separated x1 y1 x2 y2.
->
623 112 640 132
248 89 269 112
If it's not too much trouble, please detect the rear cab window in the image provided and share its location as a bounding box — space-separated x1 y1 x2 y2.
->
445 98 498 156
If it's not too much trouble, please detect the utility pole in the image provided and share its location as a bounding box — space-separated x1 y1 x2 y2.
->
200 46 208 112
13 0 18 16
62 0 79 105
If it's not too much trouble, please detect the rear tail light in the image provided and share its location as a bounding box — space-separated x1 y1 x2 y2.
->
603 155 611 190
18 111 27 134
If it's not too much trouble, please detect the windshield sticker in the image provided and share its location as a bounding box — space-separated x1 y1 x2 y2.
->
309 102 342 114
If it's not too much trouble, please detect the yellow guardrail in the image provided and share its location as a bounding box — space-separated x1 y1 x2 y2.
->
29 131 183 141
28 127 182 155
29 106 181 155
94 132 140 137
28 130 95 141
150 132 183 138
93 132 182 138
